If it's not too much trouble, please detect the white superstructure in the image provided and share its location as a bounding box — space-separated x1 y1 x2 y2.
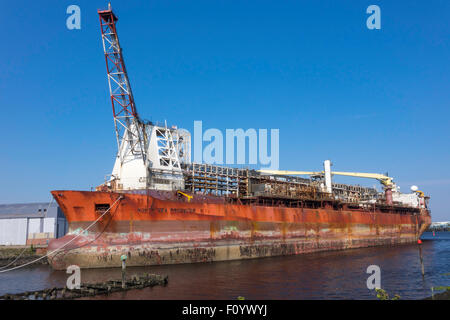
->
108 122 191 191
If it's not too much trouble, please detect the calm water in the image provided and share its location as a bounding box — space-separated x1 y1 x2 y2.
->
1 232 449 299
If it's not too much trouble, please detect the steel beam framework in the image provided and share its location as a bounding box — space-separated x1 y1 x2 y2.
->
98 6 146 164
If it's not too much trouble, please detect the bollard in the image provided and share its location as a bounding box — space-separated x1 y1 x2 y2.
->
120 254 128 289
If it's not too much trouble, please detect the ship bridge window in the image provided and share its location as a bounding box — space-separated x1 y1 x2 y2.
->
95 203 110 215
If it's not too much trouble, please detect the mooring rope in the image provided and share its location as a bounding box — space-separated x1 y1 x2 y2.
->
0 247 28 270
49 200 118 261
0 196 123 274
0 198 56 270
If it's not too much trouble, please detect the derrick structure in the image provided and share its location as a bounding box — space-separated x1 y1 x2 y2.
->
98 5 189 191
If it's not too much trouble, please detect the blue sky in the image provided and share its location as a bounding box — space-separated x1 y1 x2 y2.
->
0 1 449 221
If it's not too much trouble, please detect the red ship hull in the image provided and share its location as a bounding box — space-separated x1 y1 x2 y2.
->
47 190 431 270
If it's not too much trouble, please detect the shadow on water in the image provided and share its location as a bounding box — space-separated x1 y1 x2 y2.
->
1 232 449 299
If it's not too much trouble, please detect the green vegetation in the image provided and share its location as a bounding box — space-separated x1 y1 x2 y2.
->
375 288 401 300
432 286 450 291
429 272 450 300
0 246 42 261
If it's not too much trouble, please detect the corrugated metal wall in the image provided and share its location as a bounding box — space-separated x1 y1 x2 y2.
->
28 218 41 234
0 217 63 245
0 218 28 245
43 218 55 233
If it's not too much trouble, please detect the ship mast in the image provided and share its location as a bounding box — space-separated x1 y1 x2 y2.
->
98 4 147 166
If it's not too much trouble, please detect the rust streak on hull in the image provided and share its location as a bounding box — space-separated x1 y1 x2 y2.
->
48 190 431 270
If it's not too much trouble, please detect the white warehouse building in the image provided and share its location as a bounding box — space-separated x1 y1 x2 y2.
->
0 202 68 246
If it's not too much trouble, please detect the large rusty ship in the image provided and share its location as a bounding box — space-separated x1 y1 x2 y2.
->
47 6 431 270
